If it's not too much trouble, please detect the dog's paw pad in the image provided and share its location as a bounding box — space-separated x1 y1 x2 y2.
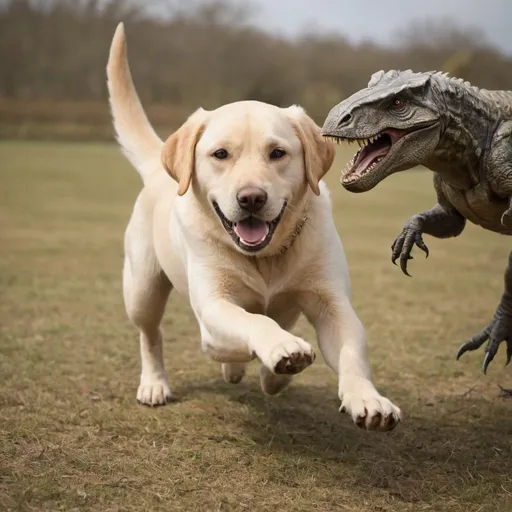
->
268 338 315 375
274 351 314 374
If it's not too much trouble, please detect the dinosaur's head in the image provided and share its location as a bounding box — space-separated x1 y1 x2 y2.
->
322 70 442 192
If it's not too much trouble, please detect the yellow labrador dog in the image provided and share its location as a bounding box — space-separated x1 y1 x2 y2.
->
107 24 401 431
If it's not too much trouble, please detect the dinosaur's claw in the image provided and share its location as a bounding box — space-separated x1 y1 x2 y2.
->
456 302 512 373
501 207 512 227
417 238 429 258
456 326 491 360
400 254 413 277
482 351 495 374
391 221 429 276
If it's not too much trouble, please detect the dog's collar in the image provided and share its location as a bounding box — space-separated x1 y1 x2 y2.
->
279 213 308 255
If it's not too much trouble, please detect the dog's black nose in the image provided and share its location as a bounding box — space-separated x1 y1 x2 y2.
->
236 186 267 213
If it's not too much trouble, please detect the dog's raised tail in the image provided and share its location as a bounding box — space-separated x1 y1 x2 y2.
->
107 23 163 183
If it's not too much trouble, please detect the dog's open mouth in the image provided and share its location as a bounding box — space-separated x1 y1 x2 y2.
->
212 201 287 252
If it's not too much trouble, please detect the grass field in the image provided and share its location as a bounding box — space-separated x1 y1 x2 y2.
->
1 140 511 511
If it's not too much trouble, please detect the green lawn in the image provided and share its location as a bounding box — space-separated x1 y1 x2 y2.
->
0 140 511 511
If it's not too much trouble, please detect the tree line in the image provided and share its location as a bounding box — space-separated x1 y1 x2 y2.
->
1 0 511 138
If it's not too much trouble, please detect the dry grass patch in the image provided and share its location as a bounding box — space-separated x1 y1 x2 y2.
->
0 141 511 511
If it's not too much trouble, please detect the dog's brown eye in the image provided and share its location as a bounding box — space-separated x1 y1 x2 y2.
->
213 149 228 160
270 148 286 160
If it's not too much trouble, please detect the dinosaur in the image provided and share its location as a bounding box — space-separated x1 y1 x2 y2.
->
321 69 512 375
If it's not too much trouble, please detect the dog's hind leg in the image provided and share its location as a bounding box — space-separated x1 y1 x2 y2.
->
198 324 248 384
123 216 173 406
221 363 247 384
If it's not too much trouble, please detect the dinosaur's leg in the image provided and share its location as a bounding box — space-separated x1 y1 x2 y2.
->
456 251 512 374
391 203 466 276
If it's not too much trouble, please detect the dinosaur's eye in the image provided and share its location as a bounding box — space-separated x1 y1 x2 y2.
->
391 98 405 109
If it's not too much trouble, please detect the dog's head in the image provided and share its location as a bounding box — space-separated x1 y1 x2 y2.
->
162 101 335 255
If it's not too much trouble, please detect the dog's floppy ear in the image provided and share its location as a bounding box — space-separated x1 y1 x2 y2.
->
287 106 336 196
161 108 208 196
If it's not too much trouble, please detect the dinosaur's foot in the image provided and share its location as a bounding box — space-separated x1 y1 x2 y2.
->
391 220 429 276
456 304 512 373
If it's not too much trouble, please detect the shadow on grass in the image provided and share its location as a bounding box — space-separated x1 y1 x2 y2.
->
179 376 512 503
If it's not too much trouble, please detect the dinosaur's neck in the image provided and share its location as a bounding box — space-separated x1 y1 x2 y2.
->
423 78 499 190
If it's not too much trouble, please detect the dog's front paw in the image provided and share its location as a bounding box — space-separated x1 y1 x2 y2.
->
340 381 401 431
137 374 172 406
262 336 315 375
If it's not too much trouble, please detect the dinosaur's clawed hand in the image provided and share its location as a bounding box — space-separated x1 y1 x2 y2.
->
456 298 512 373
391 220 429 276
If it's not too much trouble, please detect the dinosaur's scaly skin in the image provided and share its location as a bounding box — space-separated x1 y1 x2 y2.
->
322 70 512 374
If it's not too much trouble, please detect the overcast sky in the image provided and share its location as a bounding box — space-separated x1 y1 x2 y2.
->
250 0 512 55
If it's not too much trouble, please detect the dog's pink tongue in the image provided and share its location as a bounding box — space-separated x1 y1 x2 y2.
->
234 218 269 245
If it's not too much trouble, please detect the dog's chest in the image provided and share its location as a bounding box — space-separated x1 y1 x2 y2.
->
250 260 292 299
241 290 300 328
238 261 302 320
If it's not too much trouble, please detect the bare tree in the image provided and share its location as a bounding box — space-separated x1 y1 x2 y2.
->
1 0 511 138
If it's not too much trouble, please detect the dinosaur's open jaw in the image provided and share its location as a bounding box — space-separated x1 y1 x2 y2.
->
325 128 407 185
212 200 286 253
